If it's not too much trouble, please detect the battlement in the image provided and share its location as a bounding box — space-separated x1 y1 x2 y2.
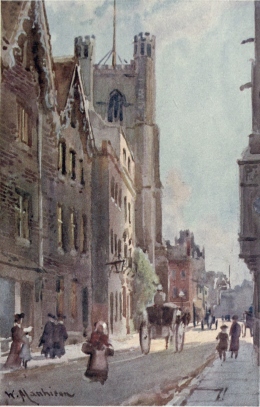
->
74 35 95 59
134 32 155 58
94 61 135 73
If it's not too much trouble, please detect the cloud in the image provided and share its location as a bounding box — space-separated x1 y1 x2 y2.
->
162 168 191 242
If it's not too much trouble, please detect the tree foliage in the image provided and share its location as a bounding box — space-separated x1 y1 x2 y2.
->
132 248 159 329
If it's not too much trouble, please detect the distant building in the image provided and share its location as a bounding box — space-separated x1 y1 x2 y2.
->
238 1 260 364
166 231 206 322
214 280 254 320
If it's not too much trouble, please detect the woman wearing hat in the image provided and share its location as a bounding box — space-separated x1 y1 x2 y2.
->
82 321 114 385
229 315 241 359
216 324 229 362
3 313 25 369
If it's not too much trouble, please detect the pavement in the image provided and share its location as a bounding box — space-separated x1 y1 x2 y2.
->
1 324 259 407
0 332 140 375
167 334 260 406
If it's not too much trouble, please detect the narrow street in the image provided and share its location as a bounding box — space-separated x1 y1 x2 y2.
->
1 325 219 406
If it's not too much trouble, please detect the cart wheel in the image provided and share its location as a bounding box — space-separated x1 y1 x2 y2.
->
139 322 151 354
175 322 185 352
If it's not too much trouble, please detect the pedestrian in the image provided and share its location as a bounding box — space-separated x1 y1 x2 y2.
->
82 321 114 385
52 314 68 358
39 313 55 358
215 318 218 330
20 326 33 369
216 324 229 362
229 315 241 359
208 313 213 329
3 313 25 369
222 315 224 322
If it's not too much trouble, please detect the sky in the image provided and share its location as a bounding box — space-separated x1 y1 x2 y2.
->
45 0 255 287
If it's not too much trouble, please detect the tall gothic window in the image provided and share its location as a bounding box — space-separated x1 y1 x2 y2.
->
108 90 126 122
15 191 30 239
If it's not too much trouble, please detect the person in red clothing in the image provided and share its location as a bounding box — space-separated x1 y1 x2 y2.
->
89 321 110 349
81 321 114 384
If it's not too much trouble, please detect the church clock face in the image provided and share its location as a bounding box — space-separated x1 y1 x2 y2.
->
253 196 260 215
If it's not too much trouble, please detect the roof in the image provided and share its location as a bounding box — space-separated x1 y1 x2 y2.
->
54 56 75 112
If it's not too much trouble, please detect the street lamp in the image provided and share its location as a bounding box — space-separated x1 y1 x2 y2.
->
179 290 185 310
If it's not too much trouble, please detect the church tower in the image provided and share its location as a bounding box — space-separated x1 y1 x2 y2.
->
132 33 162 266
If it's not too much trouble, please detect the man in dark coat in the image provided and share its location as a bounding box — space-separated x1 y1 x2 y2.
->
52 314 68 358
229 315 241 359
39 313 55 358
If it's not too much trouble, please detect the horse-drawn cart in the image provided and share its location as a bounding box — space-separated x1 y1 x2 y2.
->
139 302 189 354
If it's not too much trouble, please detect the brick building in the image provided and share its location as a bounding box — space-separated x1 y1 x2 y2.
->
166 231 206 322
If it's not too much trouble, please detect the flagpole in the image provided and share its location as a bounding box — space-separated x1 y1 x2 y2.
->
112 0 116 68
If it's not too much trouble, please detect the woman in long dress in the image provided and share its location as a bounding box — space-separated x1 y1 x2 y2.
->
81 321 114 385
4 313 25 369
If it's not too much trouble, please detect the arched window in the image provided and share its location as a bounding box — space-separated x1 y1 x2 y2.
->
108 90 126 122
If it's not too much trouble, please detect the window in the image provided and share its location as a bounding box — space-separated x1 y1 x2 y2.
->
118 189 122 208
70 210 77 250
147 43 151 57
172 287 178 298
69 150 76 180
122 287 126 318
56 276 64 316
118 239 122 257
57 204 64 249
128 157 131 173
128 203 131 224
114 234 118 255
115 183 118 204
115 291 118 322
123 149 126 163
124 197 127 222
124 244 127 259
80 214 87 253
71 279 78 319
79 159 84 185
108 89 126 122
58 141 66 174
141 42 145 55
181 270 186 280
17 103 31 145
171 270 176 280
119 292 122 320
15 191 29 240
111 177 115 199
110 229 114 254
82 287 88 328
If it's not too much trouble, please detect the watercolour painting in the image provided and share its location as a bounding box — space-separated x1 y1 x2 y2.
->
0 0 259 406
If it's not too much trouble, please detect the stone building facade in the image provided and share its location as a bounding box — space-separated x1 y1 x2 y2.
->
0 3 166 344
238 0 260 364
0 1 59 345
83 32 164 275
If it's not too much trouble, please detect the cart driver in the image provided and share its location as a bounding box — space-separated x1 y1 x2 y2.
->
154 284 166 306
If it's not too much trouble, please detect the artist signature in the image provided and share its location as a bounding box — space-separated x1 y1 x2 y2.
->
4 388 75 405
